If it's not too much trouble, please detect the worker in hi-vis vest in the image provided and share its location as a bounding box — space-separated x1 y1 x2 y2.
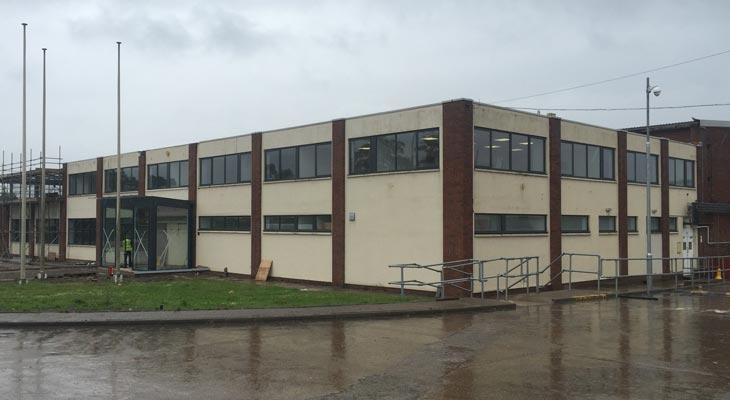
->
123 237 133 268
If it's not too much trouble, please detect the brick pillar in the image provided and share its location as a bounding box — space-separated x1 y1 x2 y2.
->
332 119 346 286
138 151 146 196
549 117 563 290
59 163 67 261
188 143 197 268
251 133 263 278
95 157 103 266
617 131 629 275
660 139 670 273
442 99 474 298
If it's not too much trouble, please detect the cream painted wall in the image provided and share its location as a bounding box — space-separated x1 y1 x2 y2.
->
263 180 331 215
345 105 443 289
197 233 252 275
263 123 331 149
262 234 332 282
67 245 95 261
561 121 616 148
198 135 252 158
102 153 138 170
145 145 189 201
473 104 548 138
474 172 548 213
473 237 549 292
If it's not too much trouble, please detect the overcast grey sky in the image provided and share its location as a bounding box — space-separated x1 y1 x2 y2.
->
1 0 729 163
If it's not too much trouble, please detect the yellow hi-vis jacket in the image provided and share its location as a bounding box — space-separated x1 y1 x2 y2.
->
123 238 133 252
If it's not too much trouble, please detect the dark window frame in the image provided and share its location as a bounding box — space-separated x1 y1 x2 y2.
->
474 128 546 174
68 172 96 196
627 151 659 184
263 215 332 233
561 215 590 234
104 166 139 193
68 218 96 246
147 160 189 190
627 216 638 233
266 142 332 182
560 141 615 181
599 216 617 233
650 216 661 233
669 217 678 232
199 152 252 187
668 157 695 188
474 213 547 235
198 216 251 232
349 129 440 176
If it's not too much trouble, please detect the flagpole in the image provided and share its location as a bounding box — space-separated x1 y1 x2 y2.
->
40 47 47 280
20 23 28 285
114 41 122 283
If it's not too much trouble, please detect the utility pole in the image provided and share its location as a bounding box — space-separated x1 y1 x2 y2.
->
114 41 122 283
39 47 47 280
20 23 28 285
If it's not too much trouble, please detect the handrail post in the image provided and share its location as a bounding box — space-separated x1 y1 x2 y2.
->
480 261 484 299
536 258 541 293
597 256 602 293
568 254 573 291
614 259 619 297
690 258 694 289
400 266 405 297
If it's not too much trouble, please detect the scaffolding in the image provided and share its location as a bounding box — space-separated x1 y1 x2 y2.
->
0 149 64 259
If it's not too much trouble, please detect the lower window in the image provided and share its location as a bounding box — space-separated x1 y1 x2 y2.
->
69 219 96 245
627 216 638 233
599 216 616 233
562 215 589 233
264 215 332 233
474 214 546 234
199 216 251 232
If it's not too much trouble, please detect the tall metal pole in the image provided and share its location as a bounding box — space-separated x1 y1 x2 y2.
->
114 42 122 282
40 47 47 279
20 23 28 284
645 77 653 294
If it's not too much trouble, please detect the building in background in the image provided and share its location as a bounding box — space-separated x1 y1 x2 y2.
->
1 100 700 295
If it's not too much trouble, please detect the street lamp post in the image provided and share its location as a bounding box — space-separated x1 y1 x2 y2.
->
645 77 661 294
20 23 28 285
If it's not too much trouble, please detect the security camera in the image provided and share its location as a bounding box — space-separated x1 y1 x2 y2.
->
653 87 661 97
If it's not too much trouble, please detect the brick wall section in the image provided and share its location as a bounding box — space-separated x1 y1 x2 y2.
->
617 131 629 275
138 151 146 196
548 117 563 289
59 163 67 261
331 119 346 286
251 132 263 277
188 143 198 267
660 139 670 273
95 157 103 266
441 100 474 298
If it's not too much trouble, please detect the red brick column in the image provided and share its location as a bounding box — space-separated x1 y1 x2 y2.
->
617 131 629 275
332 119 346 286
59 163 67 261
138 151 146 196
660 139 670 273
442 99 474 298
251 133 263 278
549 117 563 290
188 143 198 268
95 157 103 266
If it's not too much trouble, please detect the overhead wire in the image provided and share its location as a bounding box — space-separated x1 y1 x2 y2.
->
510 103 730 112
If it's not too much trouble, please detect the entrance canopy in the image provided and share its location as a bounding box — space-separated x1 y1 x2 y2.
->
99 196 194 271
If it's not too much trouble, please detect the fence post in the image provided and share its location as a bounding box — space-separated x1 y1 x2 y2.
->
400 266 405 297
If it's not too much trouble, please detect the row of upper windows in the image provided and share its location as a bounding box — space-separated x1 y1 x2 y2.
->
475 213 679 235
66 127 695 194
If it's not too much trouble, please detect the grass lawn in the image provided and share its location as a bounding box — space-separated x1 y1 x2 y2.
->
0 279 422 312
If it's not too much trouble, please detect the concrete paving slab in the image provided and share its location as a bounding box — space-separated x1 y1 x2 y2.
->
0 297 514 327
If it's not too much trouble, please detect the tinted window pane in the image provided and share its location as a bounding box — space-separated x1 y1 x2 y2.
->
668 159 676 185
199 217 211 230
587 145 600 179
280 148 297 180
169 161 179 187
179 161 188 187
669 217 678 232
530 137 545 173
474 129 491 169
201 158 211 185
240 153 252 182
158 163 169 188
650 155 658 184
105 170 115 193
686 161 694 187
627 216 638 232
280 216 297 231
298 215 315 231
376 135 396 172
475 214 501 234
599 216 616 232
504 215 545 233
562 215 588 232
491 131 510 170
561 142 573 175
651 217 660 232
675 159 684 187
351 138 372 174
298 145 316 179
265 150 279 181
239 216 251 232
316 215 332 232
511 134 529 172
627 153 636 182
225 154 238 184
396 132 416 171
573 144 587 177
212 156 225 185
417 130 439 169
316 143 331 177
602 148 614 179
264 216 278 231
635 153 646 183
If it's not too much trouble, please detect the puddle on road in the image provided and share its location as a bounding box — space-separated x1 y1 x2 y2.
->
703 309 730 314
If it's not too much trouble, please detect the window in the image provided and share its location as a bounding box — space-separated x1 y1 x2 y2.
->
561 141 614 180
599 216 616 233
264 215 332 233
148 160 188 190
68 172 96 195
69 219 96 246
669 217 678 232
199 216 251 232
562 215 589 233
105 166 139 193
350 129 440 175
651 217 660 233
200 153 252 187
627 151 659 184
10 219 30 242
668 158 694 187
474 214 546 234
627 216 638 233
266 143 331 181
35 219 59 244
475 129 545 173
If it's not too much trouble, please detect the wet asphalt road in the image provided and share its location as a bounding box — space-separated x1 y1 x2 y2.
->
2 291 730 399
